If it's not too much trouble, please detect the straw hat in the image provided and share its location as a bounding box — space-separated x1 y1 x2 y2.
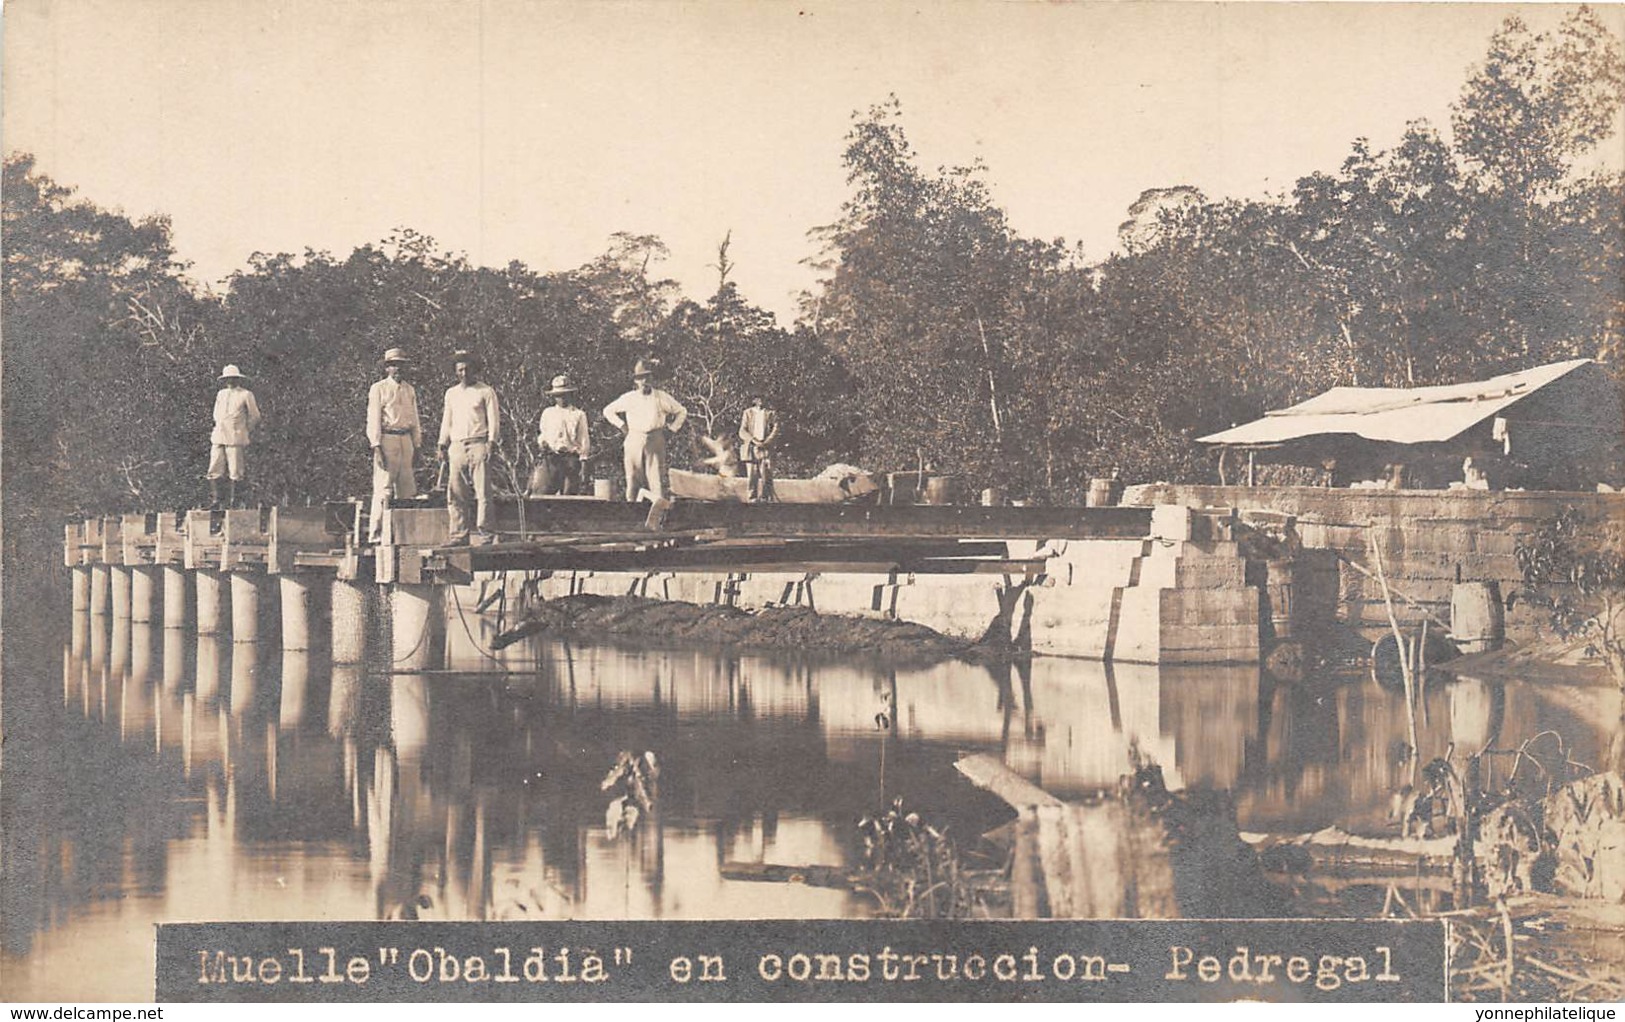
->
382 347 411 365
546 374 579 396
632 359 657 379
218 364 249 381
452 349 480 368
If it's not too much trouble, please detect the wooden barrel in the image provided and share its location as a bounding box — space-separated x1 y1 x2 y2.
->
592 478 613 500
980 486 1005 507
1451 581 1505 654
1085 478 1124 507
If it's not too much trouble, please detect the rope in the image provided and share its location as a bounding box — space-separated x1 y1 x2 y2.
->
449 582 509 664
390 599 434 665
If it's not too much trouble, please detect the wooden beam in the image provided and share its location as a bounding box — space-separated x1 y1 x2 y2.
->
955 753 1063 809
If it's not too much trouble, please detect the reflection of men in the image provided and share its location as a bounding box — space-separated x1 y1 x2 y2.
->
208 364 261 508
535 374 591 495
366 348 422 542
738 395 779 502
603 360 687 502
437 351 501 544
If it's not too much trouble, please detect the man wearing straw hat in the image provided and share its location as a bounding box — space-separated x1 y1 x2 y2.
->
365 347 423 541
437 350 501 545
207 364 261 508
534 373 591 495
603 359 687 502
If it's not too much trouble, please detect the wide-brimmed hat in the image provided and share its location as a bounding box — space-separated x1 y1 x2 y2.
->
546 374 579 396
451 349 480 368
218 364 249 381
382 347 411 365
632 359 657 379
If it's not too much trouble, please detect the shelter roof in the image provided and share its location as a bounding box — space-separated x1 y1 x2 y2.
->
1198 359 1595 448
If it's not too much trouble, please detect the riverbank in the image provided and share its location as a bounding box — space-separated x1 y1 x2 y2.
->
495 594 1002 663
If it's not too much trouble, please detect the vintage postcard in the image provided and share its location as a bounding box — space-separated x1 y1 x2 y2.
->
3 0 1622 1006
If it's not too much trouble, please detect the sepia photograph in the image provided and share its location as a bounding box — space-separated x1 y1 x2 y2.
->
3 0 1623 1005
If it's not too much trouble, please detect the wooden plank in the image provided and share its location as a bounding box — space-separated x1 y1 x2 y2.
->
383 507 448 547
955 753 1063 809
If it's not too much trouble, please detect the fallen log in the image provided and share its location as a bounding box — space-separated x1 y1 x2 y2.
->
719 861 867 890
1242 826 1458 871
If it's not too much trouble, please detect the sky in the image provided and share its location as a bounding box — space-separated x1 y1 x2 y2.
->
5 1 1622 323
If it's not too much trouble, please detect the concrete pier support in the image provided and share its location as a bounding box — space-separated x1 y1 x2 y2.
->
110 613 131 679
196 571 227 635
279 576 315 652
280 649 311 730
230 643 261 716
196 634 225 704
130 566 160 624
111 566 133 620
328 665 362 739
163 567 191 629
390 675 431 758
230 573 271 644
389 584 442 672
163 628 187 692
72 567 91 613
89 565 111 617
330 580 374 664
130 622 156 687
89 613 109 671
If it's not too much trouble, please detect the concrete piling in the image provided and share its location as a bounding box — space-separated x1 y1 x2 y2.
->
389 584 442 672
330 580 374 664
163 567 191 629
111 566 132 621
131 566 160 624
279 576 315 652
110 613 130 679
280 648 311 730
229 573 271 644
90 564 111 617
195 634 225 704
196 571 227 635
163 627 188 692
72 567 91 613
130 622 156 687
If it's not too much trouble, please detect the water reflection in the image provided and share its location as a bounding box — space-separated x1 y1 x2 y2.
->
6 593 1623 1001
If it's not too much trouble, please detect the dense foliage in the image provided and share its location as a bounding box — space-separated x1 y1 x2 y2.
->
4 9 1622 521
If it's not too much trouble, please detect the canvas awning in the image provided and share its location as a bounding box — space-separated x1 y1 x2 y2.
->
1198 359 1594 448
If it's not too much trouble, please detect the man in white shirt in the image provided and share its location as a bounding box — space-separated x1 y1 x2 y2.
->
437 351 501 544
738 395 780 502
366 347 423 542
208 365 262 508
534 373 591 495
602 360 687 502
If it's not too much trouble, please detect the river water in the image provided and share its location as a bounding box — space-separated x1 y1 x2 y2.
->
4 590 1622 1000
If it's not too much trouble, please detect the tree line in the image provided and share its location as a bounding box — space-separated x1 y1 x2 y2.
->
5 8 1621 544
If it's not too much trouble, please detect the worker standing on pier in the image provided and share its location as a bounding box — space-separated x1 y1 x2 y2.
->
534 373 591 495
603 359 687 502
437 350 501 545
366 347 423 542
738 394 779 502
207 364 261 509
